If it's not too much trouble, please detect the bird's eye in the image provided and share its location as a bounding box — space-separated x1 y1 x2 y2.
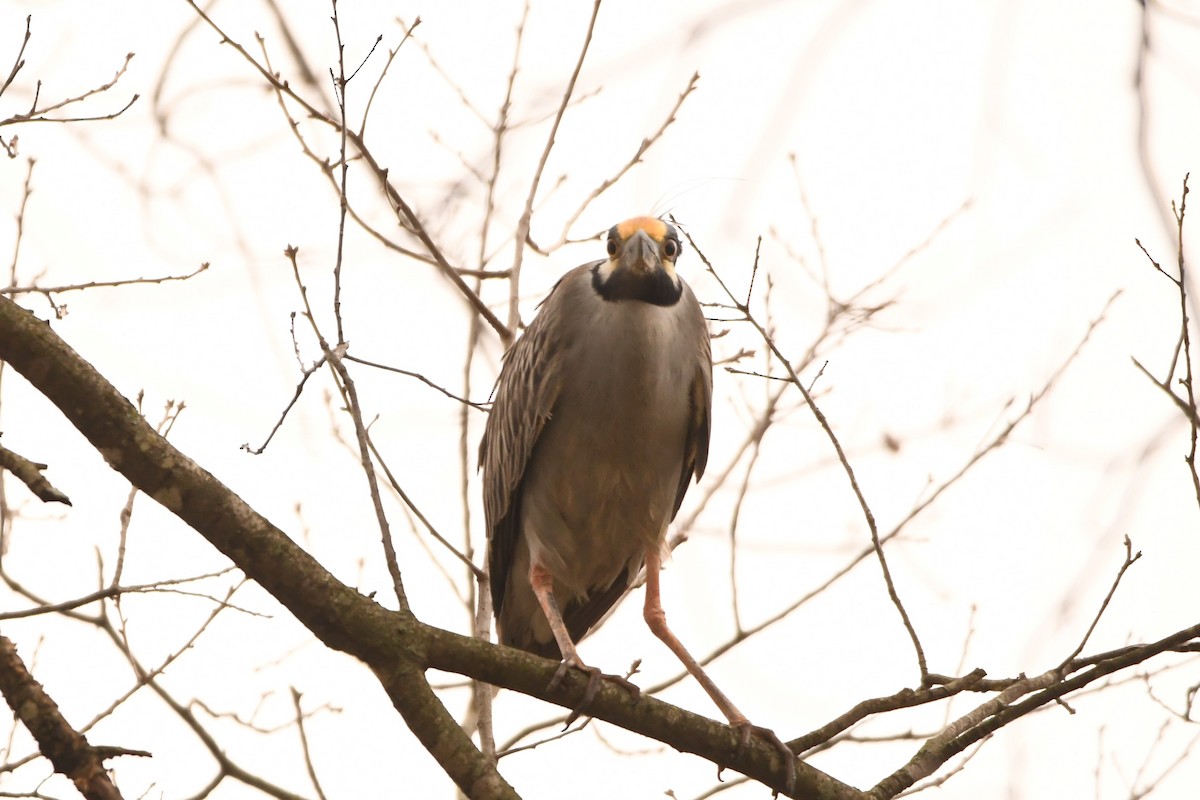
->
606 238 618 257
664 239 678 258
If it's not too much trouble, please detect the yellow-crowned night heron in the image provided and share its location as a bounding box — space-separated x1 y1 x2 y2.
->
480 219 792 784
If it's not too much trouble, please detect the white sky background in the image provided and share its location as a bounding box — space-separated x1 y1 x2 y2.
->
1 1 1199 798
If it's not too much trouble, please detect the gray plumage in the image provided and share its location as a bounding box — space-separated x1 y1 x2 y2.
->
480 222 712 659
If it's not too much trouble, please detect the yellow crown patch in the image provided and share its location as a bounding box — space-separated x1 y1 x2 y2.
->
615 216 669 242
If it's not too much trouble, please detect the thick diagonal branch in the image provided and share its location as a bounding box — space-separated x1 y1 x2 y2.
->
0 295 513 799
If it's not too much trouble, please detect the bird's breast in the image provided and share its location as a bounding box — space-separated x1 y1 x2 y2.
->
519 299 697 595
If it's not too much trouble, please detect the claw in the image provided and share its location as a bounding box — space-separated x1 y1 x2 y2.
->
546 657 577 694
562 666 603 727
546 658 641 727
733 721 796 797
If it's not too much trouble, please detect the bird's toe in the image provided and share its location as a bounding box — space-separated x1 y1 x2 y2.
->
550 660 642 728
731 721 796 798
546 656 582 694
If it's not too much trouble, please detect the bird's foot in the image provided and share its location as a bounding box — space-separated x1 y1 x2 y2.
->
731 720 796 798
547 657 641 727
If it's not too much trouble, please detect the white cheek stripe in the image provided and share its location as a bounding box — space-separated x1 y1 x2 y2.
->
597 257 679 285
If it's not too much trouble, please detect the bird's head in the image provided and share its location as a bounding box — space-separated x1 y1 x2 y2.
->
592 216 684 306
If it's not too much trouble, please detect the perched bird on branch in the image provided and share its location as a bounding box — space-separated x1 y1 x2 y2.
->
481 217 794 789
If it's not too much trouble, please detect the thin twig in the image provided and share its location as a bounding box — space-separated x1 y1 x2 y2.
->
1056 536 1142 673
0 570 237 622
529 71 700 255
243 348 326 455
0 16 32 100
328 0 353 346
363 428 482 580
1 45 138 131
360 21 418 140
1136 175 1200 509
507 0 603 330
344 354 487 410
291 689 329 800
284 245 411 610
1 263 209 296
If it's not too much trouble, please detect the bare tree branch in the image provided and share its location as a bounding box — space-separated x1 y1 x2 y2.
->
685 225 930 683
183 1 511 342
0 634 144 800
0 441 70 505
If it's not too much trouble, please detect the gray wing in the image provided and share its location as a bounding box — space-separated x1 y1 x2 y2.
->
671 281 713 519
479 266 590 616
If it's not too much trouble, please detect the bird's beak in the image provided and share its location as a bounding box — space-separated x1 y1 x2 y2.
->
620 230 660 274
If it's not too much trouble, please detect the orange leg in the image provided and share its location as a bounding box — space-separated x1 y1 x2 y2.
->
530 562 584 667
530 561 639 722
642 546 795 794
641 547 748 725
